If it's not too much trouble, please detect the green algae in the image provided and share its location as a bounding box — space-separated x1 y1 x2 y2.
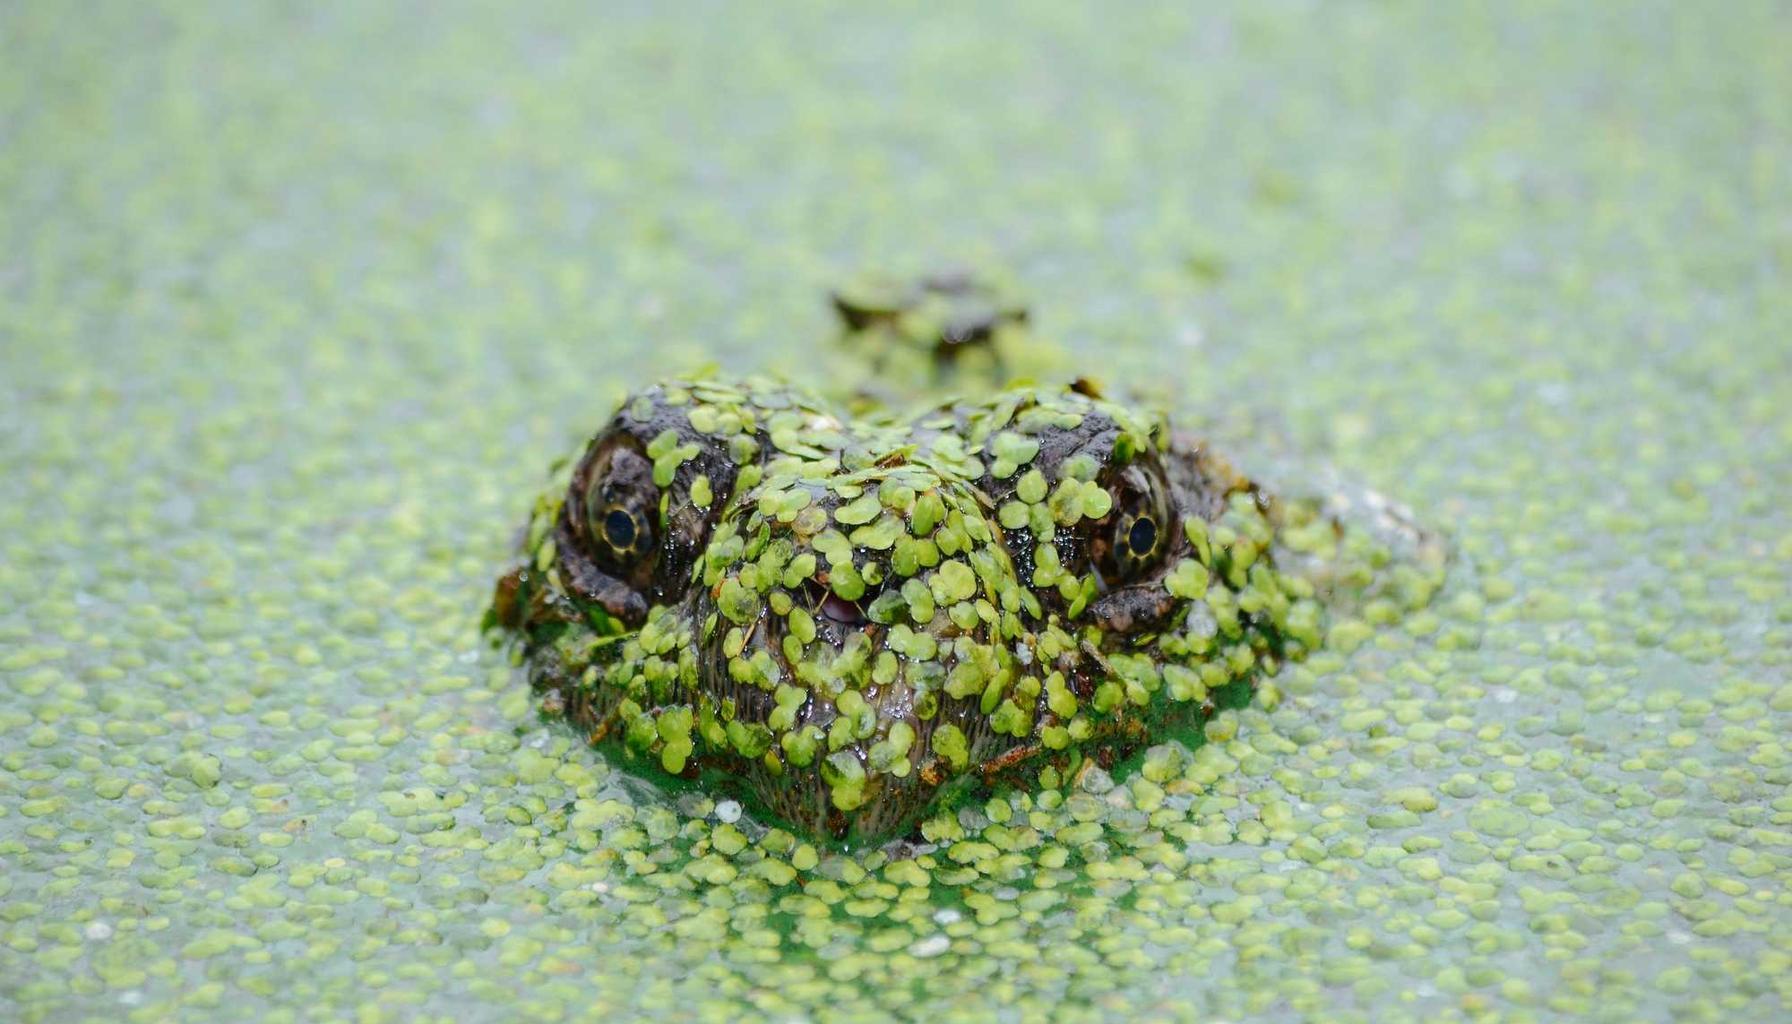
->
2 1 1790 1022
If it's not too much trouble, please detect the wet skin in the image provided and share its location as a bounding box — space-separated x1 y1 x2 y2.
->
490 287 1404 841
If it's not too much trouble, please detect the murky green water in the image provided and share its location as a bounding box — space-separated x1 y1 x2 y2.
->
2 2 1787 1021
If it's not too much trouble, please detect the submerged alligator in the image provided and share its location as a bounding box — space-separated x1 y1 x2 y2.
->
489 276 1440 841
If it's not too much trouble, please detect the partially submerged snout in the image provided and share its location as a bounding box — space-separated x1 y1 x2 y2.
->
492 373 1367 841
687 464 1022 836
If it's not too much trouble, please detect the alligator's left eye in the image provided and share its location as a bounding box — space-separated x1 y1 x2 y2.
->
1093 464 1174 586
1115 513 1160 570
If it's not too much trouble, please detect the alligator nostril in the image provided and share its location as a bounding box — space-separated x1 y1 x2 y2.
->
820 590 869 625
802 578 872 626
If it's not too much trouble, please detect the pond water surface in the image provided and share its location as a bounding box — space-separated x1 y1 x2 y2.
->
1 3 1787 1022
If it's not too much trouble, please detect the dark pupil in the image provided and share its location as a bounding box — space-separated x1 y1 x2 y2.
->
603 508 638 550
1126 516 1157 558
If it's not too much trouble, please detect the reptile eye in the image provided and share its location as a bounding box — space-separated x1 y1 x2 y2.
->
598 505 651 558
1094 465 1173 586
1103 511 1162 582
578 445 660 577
1125 516 1158 558
604 507 635 548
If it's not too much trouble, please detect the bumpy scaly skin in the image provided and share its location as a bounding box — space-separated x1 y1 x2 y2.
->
489 370 1372 842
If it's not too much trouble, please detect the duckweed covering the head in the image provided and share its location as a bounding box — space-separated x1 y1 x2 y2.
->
494 373 1388 841
1 2 1788 1022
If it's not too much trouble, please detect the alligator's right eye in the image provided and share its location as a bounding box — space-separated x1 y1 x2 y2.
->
580 445 660 577
603 508 637 548
594 504 654 564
